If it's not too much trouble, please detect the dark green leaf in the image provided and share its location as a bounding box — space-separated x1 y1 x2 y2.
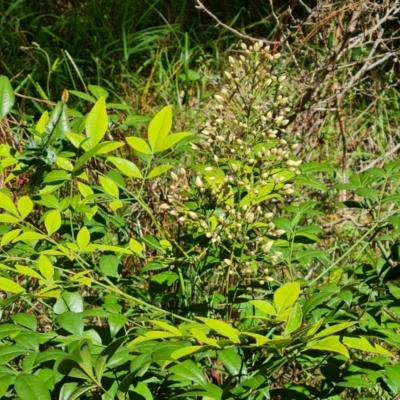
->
14 374 51 400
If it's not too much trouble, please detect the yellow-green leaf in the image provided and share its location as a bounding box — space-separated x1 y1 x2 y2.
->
108 157 142 179
0 214 20 223
0 191 19 217
249 300 277 315
196 317 240 343
274 282 301 314
147 165 173 179
307 336 349 358
95 244 132 254
313 321 357 339
167 345 205 366
45 209 62 236
15 265 43 280
85 96 108 149
77 181 94 198
129 238 143 256
285 302 302 335
12 231 45 243
95 141 123 154
148 105 172 152
66 132 84 148
342 336 393 357
154 132 191 153
191 328 220 347
17 196 33 220
77 226 90 250
38 254 54 280
110 200 123 211
0 277 24 293
1 229 21 247
240 332 270 346
152 320 181 335
126 136 152 154
99 176 119 198
56 156 74 171
36 111 49 134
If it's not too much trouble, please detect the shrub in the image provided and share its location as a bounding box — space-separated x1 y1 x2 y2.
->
0 41 400 399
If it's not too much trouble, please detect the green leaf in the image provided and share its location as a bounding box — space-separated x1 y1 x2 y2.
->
196 317 239 343
129 238 144 256
34 194 60 209
170 360 208 389
152 320 181 335
77 226 90 250
85 96 108 149
240 332 270 346
342 336 392 357
14 374 51 400
355 187 379 202
108 156 143 179
94 337 126 381
17 196 33 220
307 336 349 358
126 136 152 154
0 344 27 363
94 141 123 154
99 176 119 198
15 265 43 280
0 277 25 293
274 282 301 315
219 348 247 379
169 345 205 363
153 131 191 153
99 254 120 278
88 85 109 100
62 291 84 312
148 105 172 152
285 302 302 335
108 314 127 338
313 321 357 339
63 385 97 400
13 231 45 243
57 311 84 335
249 300 277 315
66 132 85 148
0 75 15 119
0 191 19 217
43 170 70 183
74 142 121 172
69 90 97 102
147 164 173 179
45 209 62 235
38 254 54 280
0 375 13 398
191 329 219 347
0 214 20 223
1 229 21 246
11 313 37 330
386 363 400 394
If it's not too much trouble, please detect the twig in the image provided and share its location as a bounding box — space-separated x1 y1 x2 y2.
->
14 93 56 106
194 0 281 45
358 142 400 173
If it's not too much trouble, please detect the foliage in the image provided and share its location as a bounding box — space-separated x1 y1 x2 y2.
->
1 35 400 399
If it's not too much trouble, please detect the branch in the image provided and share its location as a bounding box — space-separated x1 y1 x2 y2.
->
194 0 281 45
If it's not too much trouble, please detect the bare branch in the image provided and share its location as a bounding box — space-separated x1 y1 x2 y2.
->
194 0 281 45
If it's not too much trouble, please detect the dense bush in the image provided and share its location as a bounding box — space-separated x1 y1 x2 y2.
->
1 37 400 399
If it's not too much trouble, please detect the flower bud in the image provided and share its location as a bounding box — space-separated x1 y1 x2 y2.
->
188 211 198 220
195 176 203 188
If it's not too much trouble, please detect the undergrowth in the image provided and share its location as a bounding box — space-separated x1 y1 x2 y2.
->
1 1 400 399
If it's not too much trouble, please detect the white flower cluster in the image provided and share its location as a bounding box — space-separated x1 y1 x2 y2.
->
163 41 302 284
